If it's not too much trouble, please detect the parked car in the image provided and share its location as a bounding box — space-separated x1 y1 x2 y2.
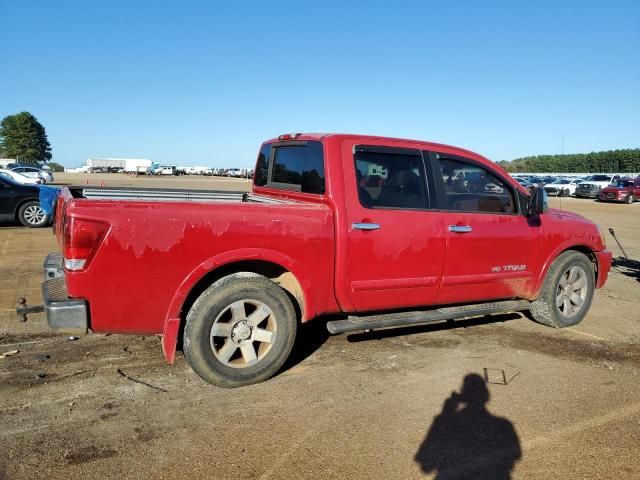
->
0 168 44 185
0 175 52 227
514 178 533 189
575 174 621 198
527 176 544 186
11 165 54 183
598 177 640 204
543 178 583 197
27 133 612 387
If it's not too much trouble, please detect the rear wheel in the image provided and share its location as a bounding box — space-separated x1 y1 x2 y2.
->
18 201 50 228
626 194 634 204
530 251 595 328
183 273 297 387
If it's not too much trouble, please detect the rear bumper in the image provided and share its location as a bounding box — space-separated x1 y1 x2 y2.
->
44 252 64 280
595 249 613 289
42 253 88 334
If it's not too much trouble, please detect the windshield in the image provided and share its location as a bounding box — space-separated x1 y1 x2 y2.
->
613 180 635 188
586 175 611 182
554 179 571 184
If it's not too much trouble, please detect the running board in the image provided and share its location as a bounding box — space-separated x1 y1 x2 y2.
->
326 300 531 335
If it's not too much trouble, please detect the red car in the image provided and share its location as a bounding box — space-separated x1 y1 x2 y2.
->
27 134 612 387
599 177 640 204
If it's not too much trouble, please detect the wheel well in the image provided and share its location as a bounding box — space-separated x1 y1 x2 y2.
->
179 260 306 338
562 246 598 277
14 198 39 220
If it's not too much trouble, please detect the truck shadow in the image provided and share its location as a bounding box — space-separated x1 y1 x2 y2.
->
281 313 521 374
414 373 521 479
612 257 640 283
281 317 333 372
345 313 523 343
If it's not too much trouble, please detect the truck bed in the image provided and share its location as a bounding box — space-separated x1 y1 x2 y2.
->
68 186 292 204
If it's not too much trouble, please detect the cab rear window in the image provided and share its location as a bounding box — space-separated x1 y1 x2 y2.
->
255 141 325 194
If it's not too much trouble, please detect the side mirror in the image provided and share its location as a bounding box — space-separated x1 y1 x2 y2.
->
527 186 548 216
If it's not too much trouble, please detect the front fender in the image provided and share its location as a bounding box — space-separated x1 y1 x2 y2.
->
532 243 603 298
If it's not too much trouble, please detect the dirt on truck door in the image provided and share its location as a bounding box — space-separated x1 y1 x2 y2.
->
340 141 446 312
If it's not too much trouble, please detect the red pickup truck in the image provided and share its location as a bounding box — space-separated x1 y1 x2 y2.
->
30 134 612 387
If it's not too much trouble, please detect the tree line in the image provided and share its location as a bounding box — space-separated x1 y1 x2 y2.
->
497 148 640 173
2 111 638 175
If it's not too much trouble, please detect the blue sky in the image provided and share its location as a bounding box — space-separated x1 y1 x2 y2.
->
1 0 638 167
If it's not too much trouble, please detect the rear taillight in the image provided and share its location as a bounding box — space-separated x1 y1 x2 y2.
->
63 217 108 271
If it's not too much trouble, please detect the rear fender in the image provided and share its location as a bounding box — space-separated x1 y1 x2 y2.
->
161 249 313 364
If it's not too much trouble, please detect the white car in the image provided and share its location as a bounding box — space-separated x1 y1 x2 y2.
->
10 166 54 183
543 178 582 197
0 169 43 185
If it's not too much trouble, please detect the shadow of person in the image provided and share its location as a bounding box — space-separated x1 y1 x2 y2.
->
415 374 521 479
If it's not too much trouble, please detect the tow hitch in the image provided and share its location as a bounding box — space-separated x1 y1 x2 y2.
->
16 297 44 323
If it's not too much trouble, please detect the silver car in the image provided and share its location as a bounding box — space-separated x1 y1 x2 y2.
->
10 166 54 183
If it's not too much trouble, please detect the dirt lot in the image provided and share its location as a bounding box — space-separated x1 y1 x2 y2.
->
1 174 639 479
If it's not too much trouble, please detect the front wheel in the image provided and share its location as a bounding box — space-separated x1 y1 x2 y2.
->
530 251 595 328
183 273 297 387
18 201 50 228
626 194 634 204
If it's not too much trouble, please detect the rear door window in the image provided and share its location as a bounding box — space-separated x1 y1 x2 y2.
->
354 148 429 209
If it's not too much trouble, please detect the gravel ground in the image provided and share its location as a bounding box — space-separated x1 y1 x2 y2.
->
0 175 638 480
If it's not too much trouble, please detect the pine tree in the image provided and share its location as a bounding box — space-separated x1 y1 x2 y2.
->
0 112 52 164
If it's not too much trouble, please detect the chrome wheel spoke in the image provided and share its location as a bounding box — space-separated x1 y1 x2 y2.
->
230 301 246 321
556 264 589 318
253 328 274 344
24 205 45 224
217 340 238 363
240 342 257 364
570 292 584 307
210 298 278 368
211 323 232 338
247 305 271 327
573 276 587 290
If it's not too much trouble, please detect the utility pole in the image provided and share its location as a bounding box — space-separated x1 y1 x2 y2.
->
561 136 565 155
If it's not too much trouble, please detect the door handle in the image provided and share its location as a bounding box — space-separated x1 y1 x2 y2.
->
352 222 380 231
448 225 473 233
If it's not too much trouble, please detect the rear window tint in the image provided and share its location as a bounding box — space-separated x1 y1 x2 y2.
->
268 141 325 194
254 143 271 187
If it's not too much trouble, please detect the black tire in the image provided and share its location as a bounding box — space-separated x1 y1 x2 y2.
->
17 201 50 228
529 251 595 328
626 194 634 204
183 273 297 387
